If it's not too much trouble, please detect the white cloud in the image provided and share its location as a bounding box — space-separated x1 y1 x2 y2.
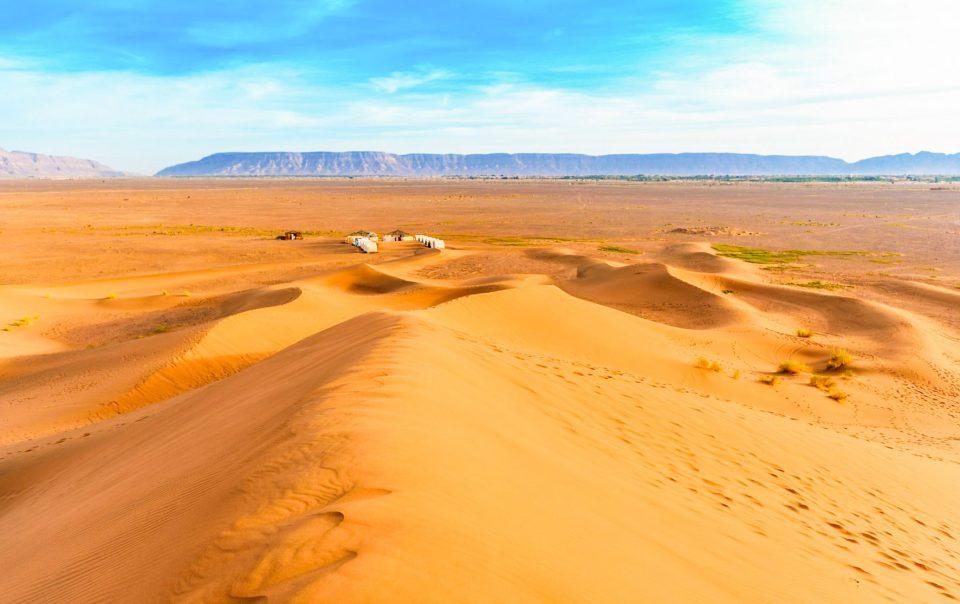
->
369 69 451 94
2 0 960 172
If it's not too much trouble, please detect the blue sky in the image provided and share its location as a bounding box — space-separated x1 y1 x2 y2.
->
1 0 958 173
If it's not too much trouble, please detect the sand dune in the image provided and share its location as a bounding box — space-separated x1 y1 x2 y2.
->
2 224 959 603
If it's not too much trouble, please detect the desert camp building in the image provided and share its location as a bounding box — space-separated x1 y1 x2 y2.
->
345 230 378 243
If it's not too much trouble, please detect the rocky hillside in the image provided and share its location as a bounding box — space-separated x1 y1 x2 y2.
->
0 147 124 178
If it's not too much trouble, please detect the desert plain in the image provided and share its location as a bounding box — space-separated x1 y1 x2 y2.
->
1 178 959 602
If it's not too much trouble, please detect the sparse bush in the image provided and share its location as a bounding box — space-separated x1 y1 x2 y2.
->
778 360 812 374
105 292 118 299
151 323 170 334
181 290 192 297
758 375 781 386
161 289 169 296
809 375 836 391
827 349 853 370
796 328 813 338
732 369 741 380
722 289 734 294
695 357 723 372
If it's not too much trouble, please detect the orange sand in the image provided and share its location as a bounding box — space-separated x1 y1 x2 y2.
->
1 180 959 602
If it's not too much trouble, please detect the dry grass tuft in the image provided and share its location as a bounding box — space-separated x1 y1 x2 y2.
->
796 328 813 338
809 375 836 391
827 349 853 370
104 292 118 299
758 375 781 386
4 315 40 331
827 389 848 402
731 369 741 380
778 360 812 374
695 357 723 372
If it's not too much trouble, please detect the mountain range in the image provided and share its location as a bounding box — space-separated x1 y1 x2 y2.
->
5 147 960 178
0 147 124 178
156 150 960 177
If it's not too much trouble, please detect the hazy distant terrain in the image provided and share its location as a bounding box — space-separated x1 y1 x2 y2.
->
0 147 124 178
157 150 960 177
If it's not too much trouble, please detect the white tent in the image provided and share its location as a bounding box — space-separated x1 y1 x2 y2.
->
356 237 378 253
413 234 445 249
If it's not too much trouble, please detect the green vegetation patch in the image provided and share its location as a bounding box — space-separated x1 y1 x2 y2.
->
786 280 849 291
480 235 581 247
779 220 839 228
711 244 891 266
598 244 640 254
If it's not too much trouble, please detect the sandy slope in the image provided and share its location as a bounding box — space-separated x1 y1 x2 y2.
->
1 239 959 603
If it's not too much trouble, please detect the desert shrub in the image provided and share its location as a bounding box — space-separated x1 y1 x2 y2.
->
778 360 812 374
732 369 741 380
181 290 192 297
105 292 118 299
758 375 781 386
151 323 170 334
796 328 813 338
722 289 735 294
827 349 853 370
695 357 723 372
809 375 836 391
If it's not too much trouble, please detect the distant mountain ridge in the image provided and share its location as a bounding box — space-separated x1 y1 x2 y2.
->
0 147 124 178
156 150 960 177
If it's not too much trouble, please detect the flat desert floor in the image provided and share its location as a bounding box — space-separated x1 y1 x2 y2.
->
1 178 959 602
